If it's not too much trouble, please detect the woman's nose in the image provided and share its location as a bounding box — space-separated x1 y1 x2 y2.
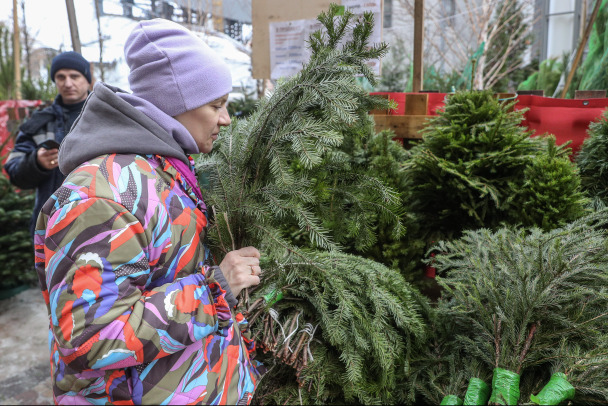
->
219 107 231 126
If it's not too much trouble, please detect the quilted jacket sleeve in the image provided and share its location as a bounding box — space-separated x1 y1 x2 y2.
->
42 196 233 372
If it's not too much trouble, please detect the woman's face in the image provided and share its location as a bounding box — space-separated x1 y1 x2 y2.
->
174 95 231 153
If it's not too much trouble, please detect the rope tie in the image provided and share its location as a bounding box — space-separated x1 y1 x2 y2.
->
283 311 301 353
300 322 319 363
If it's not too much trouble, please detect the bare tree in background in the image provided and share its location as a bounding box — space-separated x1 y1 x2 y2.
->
394 0 536 90
95 0 104 82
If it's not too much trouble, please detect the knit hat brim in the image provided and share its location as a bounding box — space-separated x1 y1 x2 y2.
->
50 51 92 83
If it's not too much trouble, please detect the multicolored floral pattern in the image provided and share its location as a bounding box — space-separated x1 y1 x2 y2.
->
34 153 260 405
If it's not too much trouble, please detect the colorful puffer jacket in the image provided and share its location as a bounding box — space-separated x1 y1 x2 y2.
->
33 83 261 405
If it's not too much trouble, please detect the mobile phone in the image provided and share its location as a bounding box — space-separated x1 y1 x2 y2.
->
39 139 60 150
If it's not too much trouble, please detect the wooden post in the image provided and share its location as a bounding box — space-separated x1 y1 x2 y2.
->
412 0 424 93
12 0 21 99
65 0 82 53
560 0 601 99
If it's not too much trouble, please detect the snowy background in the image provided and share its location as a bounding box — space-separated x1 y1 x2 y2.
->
0 0 256 98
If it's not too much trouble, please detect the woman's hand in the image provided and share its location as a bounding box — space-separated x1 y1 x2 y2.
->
219 246 262 297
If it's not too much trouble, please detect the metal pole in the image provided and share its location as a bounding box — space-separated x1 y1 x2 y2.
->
12 0 21 99
412 0 424 93
65 0 82 53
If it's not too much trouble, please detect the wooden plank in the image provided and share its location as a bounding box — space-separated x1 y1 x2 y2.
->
373 115 434 139
575 90 606 99
412 0 424 92
495 93 517 101
405 93 428 115
517 90 544 96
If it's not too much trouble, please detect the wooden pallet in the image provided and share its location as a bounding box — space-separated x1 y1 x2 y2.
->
372 115 433 139
371 93 433 139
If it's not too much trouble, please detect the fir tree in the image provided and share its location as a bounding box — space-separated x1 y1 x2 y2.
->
0 170 35 287
515 137 588 230
196 5 428 403
418 211 608 404
403 90 587 243
576 110 608 207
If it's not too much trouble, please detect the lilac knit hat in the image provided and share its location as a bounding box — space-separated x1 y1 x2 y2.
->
124 19 232 117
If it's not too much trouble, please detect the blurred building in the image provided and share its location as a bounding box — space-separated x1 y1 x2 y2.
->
96 0 252 43
531 0 591 62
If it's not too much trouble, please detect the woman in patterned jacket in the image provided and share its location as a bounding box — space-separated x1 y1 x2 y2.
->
34 19 263 405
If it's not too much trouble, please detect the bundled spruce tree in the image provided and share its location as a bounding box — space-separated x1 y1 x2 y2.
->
410 211 608 404
576 109 608 207
403 90 587 244
196 5 428 404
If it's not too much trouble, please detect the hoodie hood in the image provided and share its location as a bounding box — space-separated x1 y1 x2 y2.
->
58 82 191 175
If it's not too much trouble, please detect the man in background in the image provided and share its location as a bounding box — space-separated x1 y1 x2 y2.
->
3 51 91 236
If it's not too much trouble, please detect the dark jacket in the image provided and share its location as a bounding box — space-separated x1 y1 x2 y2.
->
3 94 85 235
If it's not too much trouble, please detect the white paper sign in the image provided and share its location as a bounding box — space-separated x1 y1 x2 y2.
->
269 0 383 80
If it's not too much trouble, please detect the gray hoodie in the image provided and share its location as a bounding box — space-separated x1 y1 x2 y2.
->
58 82 194 175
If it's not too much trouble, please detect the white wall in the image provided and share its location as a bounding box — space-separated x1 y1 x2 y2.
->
546 0 576 59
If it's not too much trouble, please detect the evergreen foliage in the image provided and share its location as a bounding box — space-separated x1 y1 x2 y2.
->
227 87 258 119
0 23 16 100
250 251 427 405
403 89 586 245
21 63 56 102
577 0 608 93
0 22 56 101
197 4 402 257
375 37 466 93
338 126 419 273
546 340 608 403
0 167 35 288
412 212 608 403
576 110 608 206
517 56 565 97
196 5 427 403
516 137 588 230
283 117 422 279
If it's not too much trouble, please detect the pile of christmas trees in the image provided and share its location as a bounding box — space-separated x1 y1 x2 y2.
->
195 4 608 404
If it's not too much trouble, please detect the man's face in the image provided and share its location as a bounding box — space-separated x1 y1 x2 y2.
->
54 68 89 104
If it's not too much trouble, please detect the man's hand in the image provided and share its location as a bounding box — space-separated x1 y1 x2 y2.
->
219 246 262 297
37 147 59 170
